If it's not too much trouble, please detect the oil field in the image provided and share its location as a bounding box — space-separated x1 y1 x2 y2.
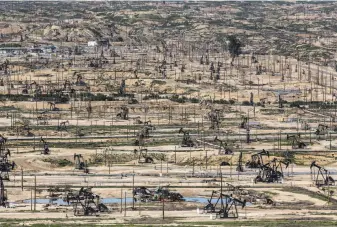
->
1 1 337 226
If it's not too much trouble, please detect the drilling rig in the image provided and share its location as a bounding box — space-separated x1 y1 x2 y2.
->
310 161 335 188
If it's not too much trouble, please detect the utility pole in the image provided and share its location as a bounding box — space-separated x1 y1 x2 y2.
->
120 189 123 213
34 175 36 211
132 172 135 209
174 146 177 164
21 168 23 191
30 189 32 211
162 198 165 220
206 150 208 170
124 191 127 217
161 159 163 174
230 155 232 179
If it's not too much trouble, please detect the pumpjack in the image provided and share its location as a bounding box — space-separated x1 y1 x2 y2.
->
246 149 269 169
300 121 310 130
287 134 306 149
134 148 154 164
37 111 48 125
203 171 246 218
116 106 129 120
63 80 72 91
250 92 254 105
310 161 335 188
152 186 184 201
75 74 86 86
75 128 85 137
66 187 108 216
86 101 92 119
40 137 50 155
134 133 145 147
58 120 69 131
0 149 15 181
134 122 156 146
226 183 244 195
133 186 153 202
48 102 60 111
128 97 138 104
200 55 204 65
119 79 126 95
208 109 220 130
0 135 7 156
214 136 233 155
239 116 248 129
315 124 328 136
255 158 289 183
133 186 184 202
0 176 8 207
16 123 34 137
74 153 89 173
178 128 195 147
22 81 38 95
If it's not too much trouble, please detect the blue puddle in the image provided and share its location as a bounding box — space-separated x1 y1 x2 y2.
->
24 199 68 205
23 197 133 205
23 197 251 205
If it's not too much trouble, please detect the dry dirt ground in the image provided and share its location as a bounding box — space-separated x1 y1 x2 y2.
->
2 2 337 226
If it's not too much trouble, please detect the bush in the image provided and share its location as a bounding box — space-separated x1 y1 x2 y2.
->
43 158 72 167
190 98 199 103
170 95 186 103
214 99 229 104
143 93 160 100
0 43 21 48
151 80 166 85
242 100 251 106
57 159 73 167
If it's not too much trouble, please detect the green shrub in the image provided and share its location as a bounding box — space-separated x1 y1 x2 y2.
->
242 100 251 106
